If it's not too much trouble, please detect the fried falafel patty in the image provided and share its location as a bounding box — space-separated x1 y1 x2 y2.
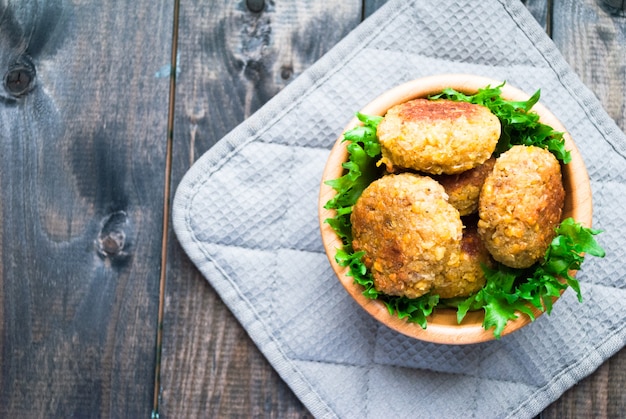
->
478 145 565 269
436 224 492 299
436 158 496 216
351 173 463 299
377 99 501 175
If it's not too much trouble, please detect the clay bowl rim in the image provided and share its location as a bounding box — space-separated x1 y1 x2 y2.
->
318 73 593 345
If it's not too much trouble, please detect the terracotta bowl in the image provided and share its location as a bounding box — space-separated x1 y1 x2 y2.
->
318 74 593 344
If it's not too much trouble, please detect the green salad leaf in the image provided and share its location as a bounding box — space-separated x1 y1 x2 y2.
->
455 218 604 338
324 112 384 245
324 85 605 339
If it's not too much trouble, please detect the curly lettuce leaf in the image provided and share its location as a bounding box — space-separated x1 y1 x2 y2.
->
323 112 383 225
457 218 605 339
382 294 440 329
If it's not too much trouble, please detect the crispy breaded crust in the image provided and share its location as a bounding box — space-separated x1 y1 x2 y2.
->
377 99 500 175
478 145 565 269
351 173 463 299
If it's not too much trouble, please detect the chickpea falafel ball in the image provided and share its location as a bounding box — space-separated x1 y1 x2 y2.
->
435 224 493 299
436 157 496 216
377 99 501 175
351 173 463 299
478 145 565 269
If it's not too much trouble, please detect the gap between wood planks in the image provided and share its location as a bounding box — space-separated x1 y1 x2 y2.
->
153 0 180 417
546 0 553 38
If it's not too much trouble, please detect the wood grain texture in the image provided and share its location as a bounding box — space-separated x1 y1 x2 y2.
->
541 0 626 416
521 0 550 33
552 0 626 132
0 1 173 416
363 0 390 19
159 1 361 417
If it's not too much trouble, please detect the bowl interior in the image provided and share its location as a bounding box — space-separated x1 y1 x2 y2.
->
318 74 593 344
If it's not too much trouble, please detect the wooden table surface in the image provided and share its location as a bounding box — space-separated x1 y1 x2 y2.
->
0 0 624 417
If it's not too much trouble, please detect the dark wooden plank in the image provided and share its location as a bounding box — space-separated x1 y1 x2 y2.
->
521 0 551 33
159 1 361 417
552 0 626 132
541 1 626 416
363 0 390 19
0 1 173 416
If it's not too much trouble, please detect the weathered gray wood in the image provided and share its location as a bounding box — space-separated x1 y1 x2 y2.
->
552 0 625 132
0 1 172 416
602 0 626 11
541 0 626 416
522 0 551 33
159 1 361 417
363 0 390 19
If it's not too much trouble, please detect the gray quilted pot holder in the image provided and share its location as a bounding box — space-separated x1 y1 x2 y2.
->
172 0 626 417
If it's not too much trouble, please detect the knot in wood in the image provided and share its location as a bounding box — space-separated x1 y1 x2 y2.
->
97 211 130 260
246 0 265 13
280 66 293 80
4 56 36 98
100 230 125 256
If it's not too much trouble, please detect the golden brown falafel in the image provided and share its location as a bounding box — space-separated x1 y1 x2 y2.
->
376 99 500 175
435 224 492 298
478 145 565 269
436 157 496 216
351 173 463 299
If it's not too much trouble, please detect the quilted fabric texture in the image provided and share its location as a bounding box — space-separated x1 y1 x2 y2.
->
172 0 626 418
